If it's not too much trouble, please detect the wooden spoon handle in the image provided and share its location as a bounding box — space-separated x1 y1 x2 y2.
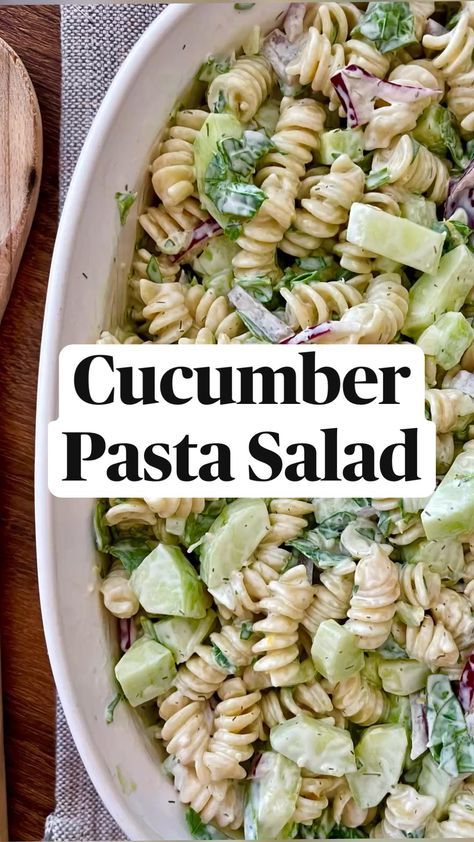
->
0 36 42 322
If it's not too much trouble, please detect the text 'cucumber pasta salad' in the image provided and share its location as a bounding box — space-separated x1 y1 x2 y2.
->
95 2 474 838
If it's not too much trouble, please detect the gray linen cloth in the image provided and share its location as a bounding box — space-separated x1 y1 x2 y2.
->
45 6 165 839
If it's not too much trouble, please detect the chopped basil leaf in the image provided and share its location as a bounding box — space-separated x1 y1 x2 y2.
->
287 538 350 567
108 536 157 574
351 2 417 54
212 644 236 673
206 180 266 218
234 2 255 9
377 510 394 539
318 511 357 539
94 499 111 552
237 275 274 304
105 688 124 724
185 808 222 839
115 190 137 225
146 256 162 283
197 55 231 84
366 168 390 190
211 90 227 114
240 620 253 640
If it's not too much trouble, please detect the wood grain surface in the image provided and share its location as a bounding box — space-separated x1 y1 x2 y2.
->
0 34 43 324
0 6 59 839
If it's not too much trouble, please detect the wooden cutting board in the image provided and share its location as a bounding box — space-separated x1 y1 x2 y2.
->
0 35 42 324
0 33 43 840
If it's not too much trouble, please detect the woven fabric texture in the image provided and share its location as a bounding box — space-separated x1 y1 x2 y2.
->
45 6 165 839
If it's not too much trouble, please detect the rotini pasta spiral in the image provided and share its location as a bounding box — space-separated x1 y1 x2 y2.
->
281 280 363 331
293 774 337 825
364 63 440 151
100 560 139 619
144 497 205 519
261 498 311 545
371 784 436 838
252 565 314 686
308 3 361 44
371 134 449 203
336 273 409 344
423 10 474 131
332 672 388 726
232 171 298 278
185 286 245 341
139 280 193 343
202 677 261 781
333 779 376 829
173 763 244 830
431 587 474 654
302 558 356 636
280 155 365 257
151 109 208 207
139 197 209 254
261 679 333 727
426 388 474 433
209 623 255 668
405 614 459 667
398 562 441 610
286 29 346 111
256 97 326 185
344 37 390 77
159 690 213 771
410 1 435 40
175 644 229 700
207 55 274 122
105 498 156 527
347 545 400 649
438 783 474 838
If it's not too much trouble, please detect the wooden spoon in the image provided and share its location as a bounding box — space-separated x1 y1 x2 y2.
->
0 35 42 324
0 36 42 840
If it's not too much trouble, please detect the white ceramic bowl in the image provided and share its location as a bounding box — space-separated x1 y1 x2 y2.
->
35 4 287 838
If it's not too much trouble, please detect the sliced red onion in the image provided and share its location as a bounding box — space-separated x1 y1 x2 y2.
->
248 752 265 779
425 19 447 37
262 28 305 91
330 64 440 128
449 370 474 397
228 285 295 343
283 4 306 42
281 322 333 345
119 618 134 652
445 160 474 228
459 653 474 713
170 218 222 264
410 692 428 760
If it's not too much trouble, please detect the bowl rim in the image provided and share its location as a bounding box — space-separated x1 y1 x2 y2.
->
35 6 191 837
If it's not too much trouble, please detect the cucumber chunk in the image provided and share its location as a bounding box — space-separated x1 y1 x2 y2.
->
317 128 364 165
403 245 474 339
244 751 301 840
200 498 270 589
400 195 437 228
421 448 474 540
417 312 474 370
130 544 209 618
270 714 356 776
418 753 462 819
378 658 430 695
115 637 176 706
401 538 464 583
311 619 364 683
194 112 243 223
347 724 408 808
154 610 216 663
346 202 445 274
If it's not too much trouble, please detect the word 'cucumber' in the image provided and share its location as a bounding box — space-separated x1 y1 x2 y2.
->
347 202 445 274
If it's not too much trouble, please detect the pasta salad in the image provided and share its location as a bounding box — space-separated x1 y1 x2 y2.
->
95 2 474 838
